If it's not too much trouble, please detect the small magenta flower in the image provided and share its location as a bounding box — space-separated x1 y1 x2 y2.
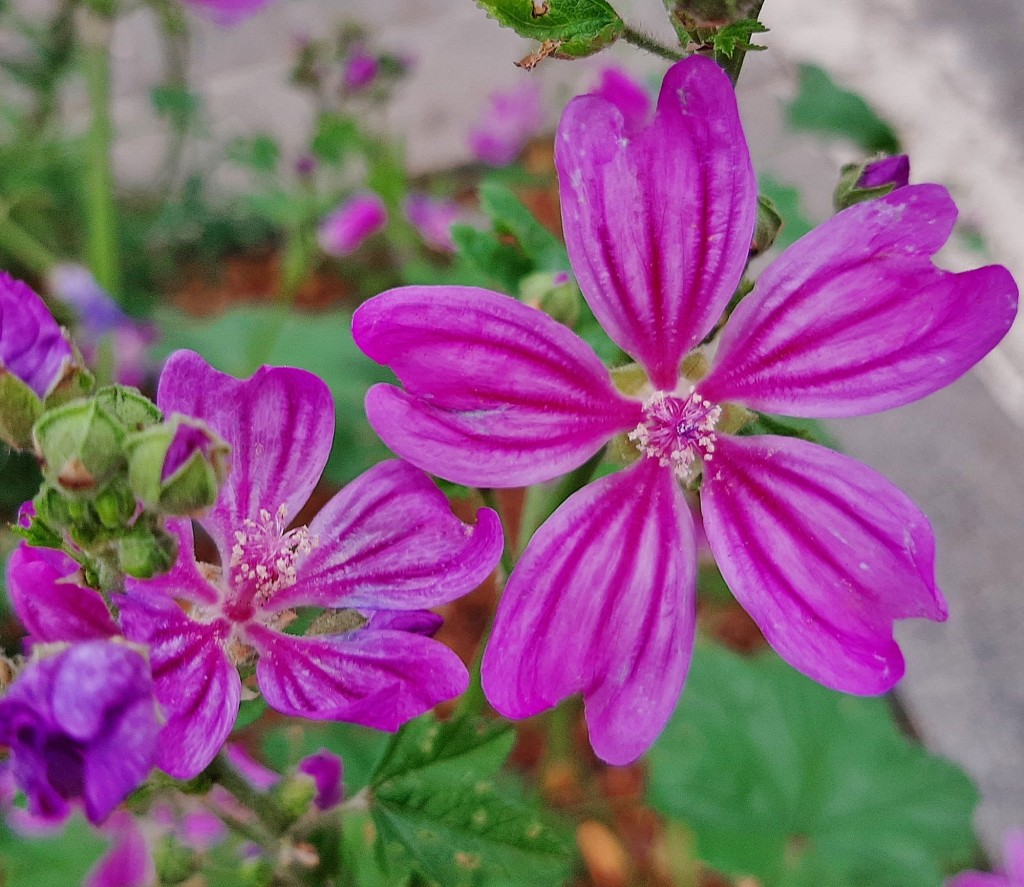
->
468 82 544 166
118 350 502 779
947 830 1024 887
858 154 911 189
353 56 1018 764
0 271 73 400
0 641 160 824
317 193 388 257
298 749 343 811
403 194 465 253
179 0 270 26
343 47 379 91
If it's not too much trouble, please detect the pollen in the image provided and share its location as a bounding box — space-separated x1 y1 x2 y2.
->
229 504 319 603
628 388 722 480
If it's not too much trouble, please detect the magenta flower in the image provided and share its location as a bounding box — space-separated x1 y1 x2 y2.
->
352 56 1018 764
948 830 1024 887
84 812 155 887
590 66 651 132
468 82 544 166
179 0 270 26
298 749 343 811
403 194 465 253
0 271 73 399
859 154 911 190
317 193 388 257
0 641 160 824
343 47 380 91
118 350 502 779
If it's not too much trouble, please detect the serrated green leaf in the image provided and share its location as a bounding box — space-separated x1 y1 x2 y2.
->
475 0 624 57
648 643 978 887
711 18 768 57
369 714 574 886
787 64 900 154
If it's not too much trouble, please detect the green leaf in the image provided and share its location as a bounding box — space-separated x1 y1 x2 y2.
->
311 112 359 165
478 181 569 273
150 85 200 130
737 412 840 450
153 306 392 486
758 175 815 249
648 643 979 887
0 815 107 886
450 224 532 294
370 714 575 886
710 18 768 57
227 134 281 173
475 0 624 58
786 64 900 154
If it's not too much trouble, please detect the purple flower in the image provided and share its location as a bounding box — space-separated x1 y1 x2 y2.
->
858 154 911 190
0 641 160 824
297 749 343 811
403 194 465 253
179 0 270 26
317 193 388 257
343 47 379 91
48 264 156 388
468 82 544 166
0 271 73 400
948 829 1024 887
84 811 155 887
589 66 651 132
352 57 1018 764
118 350 503 779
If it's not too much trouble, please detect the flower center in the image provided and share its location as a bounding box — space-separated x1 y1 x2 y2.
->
628 388 721 480
229 504 318 607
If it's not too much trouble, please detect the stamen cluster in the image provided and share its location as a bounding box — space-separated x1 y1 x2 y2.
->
628 388 721 480
230 504 318 603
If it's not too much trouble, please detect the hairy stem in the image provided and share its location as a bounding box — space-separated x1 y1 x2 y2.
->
622 25 686 61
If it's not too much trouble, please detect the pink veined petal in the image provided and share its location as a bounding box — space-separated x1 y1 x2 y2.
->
481 459 697 765
556 55 757 390
699 185 1019 416
84 812 155 887
247 624 468 731
125 518 218 606
157 350 334 555
118 594 240 779
701 434 947 695
353 287 640 487
273 460 502 611
6 543 117 643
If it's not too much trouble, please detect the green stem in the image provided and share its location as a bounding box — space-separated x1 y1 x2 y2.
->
78 6 121 296
205 752 289 836
0 211 58 275
716 0 765 84
622 25 686 62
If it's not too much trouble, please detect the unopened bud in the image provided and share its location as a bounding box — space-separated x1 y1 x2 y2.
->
274 773 318 820
93 481 138 530
33 399 126 495
833 154 910 211
0 370 43 450
153 834 200 884
42 361 95 409
239 858 274 887
118 522 178 578
94 385 162 432
751 194 783 256
521 270 581 328
126 416 230 516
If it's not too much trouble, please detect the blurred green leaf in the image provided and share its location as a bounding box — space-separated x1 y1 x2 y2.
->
451 224 532 293
151 85 200 130
787 64 900 154
370 713 574 886
478 181 568 272
227 134 281 174
475 0 624 58
311 113 360 165
0 815 107 886
153 306 392 486
758 175 814 249
648 643 978 887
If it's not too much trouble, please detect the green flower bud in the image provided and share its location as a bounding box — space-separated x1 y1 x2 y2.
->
117 522 178 579
126 415 230 517
42 361 95 410
92 480 138 530
153 834 199 885
833 155 910 212
240 859 275 887
274 773 318 821
520 271 581 329
33 399 126 496
0 370 43 451
93 385 162 432
751 193 783 256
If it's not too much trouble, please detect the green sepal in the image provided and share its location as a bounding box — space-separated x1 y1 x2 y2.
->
93 385 163 431
117 521 178 579
0 370 43 451
32 398 126 496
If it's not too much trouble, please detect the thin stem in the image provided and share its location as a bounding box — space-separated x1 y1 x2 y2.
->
78 6 122 296
0 210 58 275
622 25 686 62
716 0 765 84
205 752 289 835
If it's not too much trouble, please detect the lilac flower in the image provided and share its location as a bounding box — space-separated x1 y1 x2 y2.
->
179 0 271 26
48 264 156 388
947 829 1024 887
589 66 651 132
343 47 379 91
118 350 503 779
317 193 388 257
0 271 73 399
352 56 1018 764
403 194 465 253
0 641 160 823
468 82 544 166
858 154 911 190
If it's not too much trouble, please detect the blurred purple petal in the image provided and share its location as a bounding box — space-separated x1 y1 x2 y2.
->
298 750 343 810
589 67 652 132
84 812 154 887
0 271 73 399
318 193 388 257
403 194 464 252
468 81 544 166
343 47 379 90
226 744 279 790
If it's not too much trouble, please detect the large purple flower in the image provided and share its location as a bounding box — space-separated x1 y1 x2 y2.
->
0 641 160 824
119 350 502 779
352 56 1018 764
0 271 74 400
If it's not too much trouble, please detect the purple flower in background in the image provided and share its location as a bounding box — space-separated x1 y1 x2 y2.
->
403 194 465 253
858 154 911 190
317 193 388 257
590 66 652 132
468 82 544 166
948 830 1024 887
0 641 160 824
0 271 73 399
119 350 503 779
84 812 155 887
298 749 343 811
48 264 156 388
353 56 1018 764
179 0 271 26
343 46 379 91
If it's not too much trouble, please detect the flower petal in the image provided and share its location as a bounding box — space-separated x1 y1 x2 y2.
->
556 56 756 390
118 594 240 779
6 543 117 643
699 185 1019 416
701 434 946 694
157 350 334 553
354 287 639 486
125 518 218 606
248 624 468 731
481 459 696 765
85 812 155 887
274 460 502 611
0 272 73 399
